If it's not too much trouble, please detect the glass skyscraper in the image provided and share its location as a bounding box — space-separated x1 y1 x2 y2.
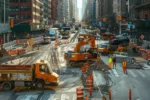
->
0 0 9 23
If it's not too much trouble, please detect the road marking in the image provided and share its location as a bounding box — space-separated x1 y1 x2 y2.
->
129 70 137 77
61 94 70 100
112 69 119 77
25 95 32 100
72 94 76 100
137 71 145 77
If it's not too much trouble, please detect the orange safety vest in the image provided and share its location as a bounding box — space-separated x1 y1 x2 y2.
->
85 97 89 100
122 61 127 67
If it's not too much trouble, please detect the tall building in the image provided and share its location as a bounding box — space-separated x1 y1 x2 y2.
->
0 0 10 43
57 0 63 23
9 0 45 32
51 0 58 24
43 0 50 27
135 0 150 19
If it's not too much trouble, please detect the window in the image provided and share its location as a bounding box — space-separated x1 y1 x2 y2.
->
20 0 29 3
20 6 30 11
10 0 18 2
10 6 19 11
39 64 49 73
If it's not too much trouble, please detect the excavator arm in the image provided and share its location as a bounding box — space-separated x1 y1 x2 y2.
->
74 34 96 52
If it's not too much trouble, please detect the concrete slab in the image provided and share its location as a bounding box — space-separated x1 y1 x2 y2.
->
93 71 107 86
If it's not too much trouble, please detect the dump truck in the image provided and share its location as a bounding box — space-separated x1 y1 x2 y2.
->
0 60 59 91
64 34 99 67
60 27 71 39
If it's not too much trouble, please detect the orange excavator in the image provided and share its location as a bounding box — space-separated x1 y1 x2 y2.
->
64 34 99 67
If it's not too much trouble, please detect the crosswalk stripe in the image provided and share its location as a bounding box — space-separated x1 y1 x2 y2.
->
129 70 137 77
136 70 145 77
112 69 119 77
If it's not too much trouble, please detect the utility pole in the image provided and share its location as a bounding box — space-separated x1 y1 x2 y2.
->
4 0 5 23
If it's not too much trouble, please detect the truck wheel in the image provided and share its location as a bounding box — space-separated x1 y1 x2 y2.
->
147 60 150 66
35 81 45 89
1 81 13 91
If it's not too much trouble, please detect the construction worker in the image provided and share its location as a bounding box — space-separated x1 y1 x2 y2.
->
122 59 127 74
108 56 113 69
113 56 116 69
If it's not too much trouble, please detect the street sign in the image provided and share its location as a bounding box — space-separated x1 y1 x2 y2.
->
28 39 34 45
140 35 144 40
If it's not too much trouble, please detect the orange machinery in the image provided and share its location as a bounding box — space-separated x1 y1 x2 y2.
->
101 33 115 40
64 34 99 67
0 60 59 91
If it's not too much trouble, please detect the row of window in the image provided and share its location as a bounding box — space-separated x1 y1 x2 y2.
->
10 15 31 20
9 6 31 11
10 0 29 3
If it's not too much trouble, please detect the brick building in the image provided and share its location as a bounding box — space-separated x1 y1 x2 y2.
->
9 0 45 32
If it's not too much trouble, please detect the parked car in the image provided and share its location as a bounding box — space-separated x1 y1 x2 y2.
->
110 36 129 46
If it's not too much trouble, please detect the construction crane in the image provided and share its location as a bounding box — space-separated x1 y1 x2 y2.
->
64 34 99 67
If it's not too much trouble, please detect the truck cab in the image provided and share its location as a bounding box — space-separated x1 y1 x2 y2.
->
49 28 60 40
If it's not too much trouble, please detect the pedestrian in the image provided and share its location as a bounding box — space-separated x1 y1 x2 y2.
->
108 56 113 69
113 56 116 69
122 59 127 74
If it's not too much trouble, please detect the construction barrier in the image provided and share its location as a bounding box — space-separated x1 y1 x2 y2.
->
17 39 28 44
108 90 112 100
81 63 89 73
129 89 132 100
7 49 25 56
76 88 84 100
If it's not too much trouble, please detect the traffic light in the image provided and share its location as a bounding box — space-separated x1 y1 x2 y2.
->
118 15 122 21
10 18 14 28
29 21 32 26
102 18 107 22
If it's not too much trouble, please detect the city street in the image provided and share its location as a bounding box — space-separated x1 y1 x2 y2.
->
101 55 150 100
0 31 83 100
1 28 150 100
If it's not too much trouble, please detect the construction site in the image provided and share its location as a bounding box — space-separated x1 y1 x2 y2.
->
0 26 150 100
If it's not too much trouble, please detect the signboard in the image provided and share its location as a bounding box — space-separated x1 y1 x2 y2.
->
49 30 56 34
28 39 34 45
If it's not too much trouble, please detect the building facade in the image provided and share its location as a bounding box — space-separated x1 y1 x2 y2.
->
9 0 46 32
0 0 10 43
57 0 63 23
51 0 58 24
135 0 150 19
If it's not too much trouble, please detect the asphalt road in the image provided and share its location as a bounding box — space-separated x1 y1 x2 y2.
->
0 30 83 100
100 55 150 100
1 28 150 100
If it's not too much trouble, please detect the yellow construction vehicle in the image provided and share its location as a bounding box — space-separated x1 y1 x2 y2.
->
64 34 99 67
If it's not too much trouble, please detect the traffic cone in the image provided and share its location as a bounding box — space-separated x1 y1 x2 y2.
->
89 86 93 97
129 89 132 100
108 90 112 100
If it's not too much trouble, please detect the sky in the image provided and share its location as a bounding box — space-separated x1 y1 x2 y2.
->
77 0 82 8
77 0 82 21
